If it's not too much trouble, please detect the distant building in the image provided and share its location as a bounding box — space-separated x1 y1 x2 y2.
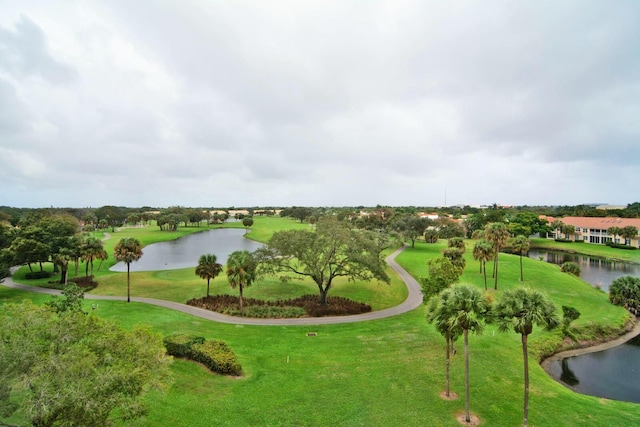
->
545 216 640 247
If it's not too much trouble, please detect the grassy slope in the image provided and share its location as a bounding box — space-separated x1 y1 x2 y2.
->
3 226 639 426
530 238 640 263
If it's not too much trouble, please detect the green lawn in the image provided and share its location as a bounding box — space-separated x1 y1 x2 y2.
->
530 238 640 263
3 226 639 426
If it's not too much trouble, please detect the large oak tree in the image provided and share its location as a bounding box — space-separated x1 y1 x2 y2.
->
256 217 389 304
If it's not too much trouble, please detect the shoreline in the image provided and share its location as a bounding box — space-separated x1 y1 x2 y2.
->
540 318 640 374
529 242 640 265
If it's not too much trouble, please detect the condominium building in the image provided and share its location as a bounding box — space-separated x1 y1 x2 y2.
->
546 216 640 247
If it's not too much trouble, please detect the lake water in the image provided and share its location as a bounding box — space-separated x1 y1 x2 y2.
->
110 228 263 272
527 249 640 292
530 248 640 402
547 334 640 403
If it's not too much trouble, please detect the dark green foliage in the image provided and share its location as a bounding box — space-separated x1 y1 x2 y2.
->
609 276 640 315
561 305 581 336
605 242 637 250
560 261 581 277
0 302 171 426
442 247 466 270
424 229 439 243
163 334 206 358
190 341 242 376
163 334 241 375
420 256 462 299
45 284 86 314
25 270 51 279
187 294 372 317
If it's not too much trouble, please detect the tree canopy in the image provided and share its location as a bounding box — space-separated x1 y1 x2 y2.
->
256 217 389 304
0 301 171 427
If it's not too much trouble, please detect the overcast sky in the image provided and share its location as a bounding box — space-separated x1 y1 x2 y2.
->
1 1 639 209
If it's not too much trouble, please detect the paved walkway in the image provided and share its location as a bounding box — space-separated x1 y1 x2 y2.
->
0 246 423 326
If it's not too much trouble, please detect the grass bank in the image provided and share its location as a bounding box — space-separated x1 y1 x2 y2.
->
530 238 640 263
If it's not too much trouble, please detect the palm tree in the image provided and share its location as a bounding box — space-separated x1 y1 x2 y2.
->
226 250 258 315
113 237 143 303
511 235 530 282
443 285 490 423
81 237 105 278
484 222 510 290
472 239 494 290
494 288 559 427
550 219 563 239
195 254 223 297
426 294 462 398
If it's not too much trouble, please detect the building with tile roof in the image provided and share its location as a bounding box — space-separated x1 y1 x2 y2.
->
545 216 640 247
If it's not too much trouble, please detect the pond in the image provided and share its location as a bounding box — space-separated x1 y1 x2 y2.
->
547 333 640 403
527 249 640 292
110 228 263 272
530 248 640 402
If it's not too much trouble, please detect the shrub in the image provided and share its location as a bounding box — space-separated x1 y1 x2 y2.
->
163 334 205 358
25 271 51 279
190 340 242 376
68 275 99 289
609 276 640 315
554 239 573 243
560 261 581 277
187 294 372 318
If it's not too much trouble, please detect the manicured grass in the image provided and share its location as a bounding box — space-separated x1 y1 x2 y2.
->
530 238 640 263
0 282 637 426
4 229 638 426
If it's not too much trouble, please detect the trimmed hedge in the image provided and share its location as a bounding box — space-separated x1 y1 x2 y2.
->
187 294 372 318
190 341 242 376
605 242 638 250
163 334 205 358
163 334 241 376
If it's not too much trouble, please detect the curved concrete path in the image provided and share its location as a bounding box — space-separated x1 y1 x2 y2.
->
0 246 423 326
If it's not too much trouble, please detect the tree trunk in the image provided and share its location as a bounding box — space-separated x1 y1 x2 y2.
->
519 254 524 282
239 285 244 316
85 260 89 278
494 252 499 290
445 332 451 397
483 261 487 290
464 328 470 423
522 333 529 427
206 278 210 298
127 263 131 303
319 288 329 305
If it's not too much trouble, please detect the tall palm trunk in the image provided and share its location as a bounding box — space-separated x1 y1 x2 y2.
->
126 263 131 303
445 332 451 397
206 278 211 298
464 328 470 423
483 261 487 290
522 333 530 427
494 252 499 290
239 285 244 315
519 254 524 282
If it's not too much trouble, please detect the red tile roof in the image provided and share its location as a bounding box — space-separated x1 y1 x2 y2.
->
547 216 640 230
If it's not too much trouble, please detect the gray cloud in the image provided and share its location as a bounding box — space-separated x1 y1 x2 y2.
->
0 1 638 208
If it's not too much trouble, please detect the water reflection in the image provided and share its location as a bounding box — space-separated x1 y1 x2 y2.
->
528 249 640 292
559 359 580 386
549 333 640 403
110 228 263 272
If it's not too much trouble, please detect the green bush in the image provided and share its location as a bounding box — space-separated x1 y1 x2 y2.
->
190 340 242 376
554 238 573 243
609 276 640 315
606 243 637 250
560 261 581 277
25 271 51 279
163 334 205 358
222 306 306 318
